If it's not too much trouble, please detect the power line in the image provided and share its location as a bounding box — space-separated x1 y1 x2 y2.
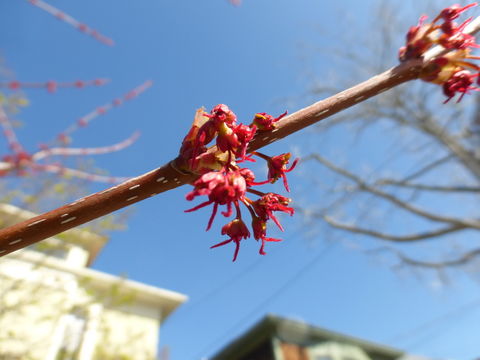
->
387 296 480 350
194 242 335 359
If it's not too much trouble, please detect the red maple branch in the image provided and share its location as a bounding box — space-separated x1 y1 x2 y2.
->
1 11 479 258
0 58 422 256
53 80 152 146
27 0 114 46
0 78 109 93
0 81 152 182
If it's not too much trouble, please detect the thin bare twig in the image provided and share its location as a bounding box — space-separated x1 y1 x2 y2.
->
323 216 467 242
306 153 480 228
376 179 480 193
372 246 480 269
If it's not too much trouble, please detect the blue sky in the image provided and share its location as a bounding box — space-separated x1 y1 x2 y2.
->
2 0 480 359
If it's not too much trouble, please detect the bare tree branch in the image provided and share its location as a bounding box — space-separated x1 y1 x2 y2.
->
398 154 454 183
375 179 480 193
372 246 480 269
305 153 480 228
323 216 467 242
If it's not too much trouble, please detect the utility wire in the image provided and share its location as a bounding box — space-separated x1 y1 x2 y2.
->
194 242 335 359
386 296 480 350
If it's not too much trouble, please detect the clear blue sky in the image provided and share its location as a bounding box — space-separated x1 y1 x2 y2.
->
1 1 480 359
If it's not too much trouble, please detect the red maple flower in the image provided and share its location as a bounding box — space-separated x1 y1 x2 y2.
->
185 170 247 230
211 218 250 261
434 3 477 22
181 104 299 260
251 215 282 255
8 81 20 90
252 193 294 231
234 123 256 159
439 17 480 49
442 70 479 102
267 153 298 192
216 122 240 154
238 167 255 186
251 111 287 131
399 15 436 61
206 104 237 127
1 151 33 176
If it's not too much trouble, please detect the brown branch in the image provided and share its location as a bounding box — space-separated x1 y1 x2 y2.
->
0 59 422 256
323 216 467 242
5 11 480 255
2 10 480 255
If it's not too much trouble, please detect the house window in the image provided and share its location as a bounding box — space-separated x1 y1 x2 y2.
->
308 342 372 360
55 310 87 360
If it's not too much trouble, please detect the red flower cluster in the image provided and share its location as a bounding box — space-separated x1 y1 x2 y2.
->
0 152 32 177
399 3 480 103
180 105 298 261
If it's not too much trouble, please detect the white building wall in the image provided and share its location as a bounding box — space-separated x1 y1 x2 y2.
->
0 250 184 360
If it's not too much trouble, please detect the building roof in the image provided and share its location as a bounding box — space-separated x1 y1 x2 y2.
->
0 203 107 265
211 314 405 360
0 203 187 319
7 249 187 319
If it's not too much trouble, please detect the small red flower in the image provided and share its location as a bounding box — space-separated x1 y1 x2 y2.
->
253 193 294 231
251 216 281 256
400 3 480 104
442 70 479 103
94 78 108 86
57 133 71 145
185 105 239 171
46 81 57 93
2 151 33 176
8 81 20 90
399 15 435 61
234 123 256 159
440 31 479 49
207 104 237 127
267 153 298 192
239 167 255 186
439 17 480 49
78 23 88 32
435 3 477 22
211 218 250 261
216 122 240 153
185 170 247 230
251 111 287 131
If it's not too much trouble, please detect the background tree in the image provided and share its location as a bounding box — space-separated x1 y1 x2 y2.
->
0 4 147 358
300 0 480 279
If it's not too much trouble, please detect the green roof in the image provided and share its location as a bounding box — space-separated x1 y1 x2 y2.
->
211 314 405 360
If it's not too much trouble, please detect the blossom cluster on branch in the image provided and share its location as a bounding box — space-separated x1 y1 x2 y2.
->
0 81 151 183
0 78 109 93
399 3 480 102
179 105 297 261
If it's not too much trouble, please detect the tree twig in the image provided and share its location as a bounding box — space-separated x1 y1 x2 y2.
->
323 216 467 242
306 153 480 228
375 179 480 193
371 246 480 269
